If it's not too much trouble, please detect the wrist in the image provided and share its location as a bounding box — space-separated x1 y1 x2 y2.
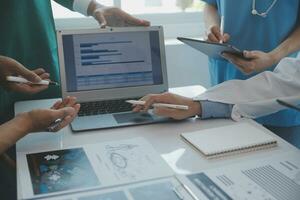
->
269 47 287 65
15 112 34 134
87 0 104 16
189 101 202 117
268 52 279 65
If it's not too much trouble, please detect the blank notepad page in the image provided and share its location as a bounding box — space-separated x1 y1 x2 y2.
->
181 122 277 157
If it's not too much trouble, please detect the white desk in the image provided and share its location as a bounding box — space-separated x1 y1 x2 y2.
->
15 85 299 199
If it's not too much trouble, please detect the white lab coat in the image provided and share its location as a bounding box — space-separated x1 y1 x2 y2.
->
194 57 300 121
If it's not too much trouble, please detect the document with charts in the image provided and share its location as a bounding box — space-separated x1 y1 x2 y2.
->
18 137 173 199
30 177 195 200
177 151 300 200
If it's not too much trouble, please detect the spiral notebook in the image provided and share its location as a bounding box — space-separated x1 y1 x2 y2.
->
181 122 277 158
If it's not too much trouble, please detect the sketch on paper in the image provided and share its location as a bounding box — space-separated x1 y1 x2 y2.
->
103 143 156 181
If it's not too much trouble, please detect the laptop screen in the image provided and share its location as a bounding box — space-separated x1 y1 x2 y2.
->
62 30 163 92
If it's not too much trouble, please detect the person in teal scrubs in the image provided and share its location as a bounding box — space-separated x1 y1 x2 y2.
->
0 0 149 124
202 0 300 128
0 55 80 200
0 1 149 199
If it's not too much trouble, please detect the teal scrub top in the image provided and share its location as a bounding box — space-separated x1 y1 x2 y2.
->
202 0 300 127
0 0 74 123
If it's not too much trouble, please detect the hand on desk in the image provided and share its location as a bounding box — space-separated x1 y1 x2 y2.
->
88 1 150 28
18 97 80 133
0 55 49 94
222 51 276 75
0 97 80 154
132 92 202 120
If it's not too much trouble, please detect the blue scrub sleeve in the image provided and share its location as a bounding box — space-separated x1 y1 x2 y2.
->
200 100 233 119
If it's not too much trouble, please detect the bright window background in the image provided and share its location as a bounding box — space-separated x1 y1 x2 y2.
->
52 0 205 39
51 0 204 18
121 0 204 14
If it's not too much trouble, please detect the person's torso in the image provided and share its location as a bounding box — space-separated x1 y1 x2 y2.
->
207 0 300 127
209 0 300 84
0 0 60 122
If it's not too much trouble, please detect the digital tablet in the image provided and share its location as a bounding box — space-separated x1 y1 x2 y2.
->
177 37 247 60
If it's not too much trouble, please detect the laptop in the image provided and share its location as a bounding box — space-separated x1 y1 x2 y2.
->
56 26 170 132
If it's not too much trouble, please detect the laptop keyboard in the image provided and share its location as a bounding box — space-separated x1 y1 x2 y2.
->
78 98 140 117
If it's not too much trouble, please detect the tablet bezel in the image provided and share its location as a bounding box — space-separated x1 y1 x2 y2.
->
177 37 247 60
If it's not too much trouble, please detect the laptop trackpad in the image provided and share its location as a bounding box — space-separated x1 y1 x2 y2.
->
113 112 153 124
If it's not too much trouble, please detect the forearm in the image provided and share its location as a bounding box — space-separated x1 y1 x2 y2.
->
194 57 300 120
0 114 31 154
203 3 220 30
270 26 300 63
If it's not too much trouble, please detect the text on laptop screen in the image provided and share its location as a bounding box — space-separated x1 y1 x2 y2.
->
62 31 163 92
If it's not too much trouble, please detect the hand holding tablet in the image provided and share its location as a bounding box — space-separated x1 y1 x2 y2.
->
177 37 251 60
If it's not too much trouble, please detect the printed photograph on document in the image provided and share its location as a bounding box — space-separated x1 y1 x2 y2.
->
26 148 100 195
187 172 233 200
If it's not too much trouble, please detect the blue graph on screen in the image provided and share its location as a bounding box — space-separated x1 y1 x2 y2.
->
79 41 145 66
72 33 154 91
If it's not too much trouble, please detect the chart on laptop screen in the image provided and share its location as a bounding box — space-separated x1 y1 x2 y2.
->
62 31 163 92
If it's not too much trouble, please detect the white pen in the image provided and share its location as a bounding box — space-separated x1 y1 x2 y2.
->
126 100 189 110
6 76 59 86
46 118 63 132
219 15 224 44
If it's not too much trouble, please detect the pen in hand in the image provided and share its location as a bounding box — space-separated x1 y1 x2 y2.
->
126 100 189 110
6 76 59 86
219 15 224 44
46 118 63 132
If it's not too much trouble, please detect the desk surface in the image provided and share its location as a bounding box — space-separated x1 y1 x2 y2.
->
15 85 299 199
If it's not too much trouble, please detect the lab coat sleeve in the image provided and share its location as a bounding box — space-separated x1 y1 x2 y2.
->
53 0 93 16
72 0 93 16
194 57 300 121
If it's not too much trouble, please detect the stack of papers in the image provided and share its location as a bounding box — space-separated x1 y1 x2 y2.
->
18 137 174 199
